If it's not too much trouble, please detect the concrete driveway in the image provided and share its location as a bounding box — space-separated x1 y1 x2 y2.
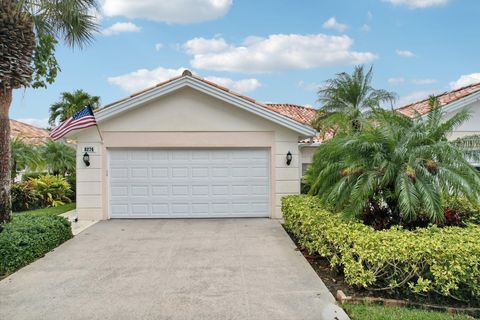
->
0 219 348 320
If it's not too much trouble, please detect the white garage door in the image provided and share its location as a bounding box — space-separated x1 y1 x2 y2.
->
109 148 270 218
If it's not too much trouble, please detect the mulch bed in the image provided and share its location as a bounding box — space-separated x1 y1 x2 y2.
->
283 225 480 314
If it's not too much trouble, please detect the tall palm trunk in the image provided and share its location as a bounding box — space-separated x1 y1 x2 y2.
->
0 87 12 223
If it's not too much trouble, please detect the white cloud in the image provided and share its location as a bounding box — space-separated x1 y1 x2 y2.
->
184 37 231 55
204 76 261 93
183 34 377 73
396 49 415 58
367 11 373 19
411 78 437 85
449 73 480 89
383 0 449 9
108 66 187 93
298 81 321 92
16 118 49 129
102 22 141 36
107 66 261 94
361 24 371 32
388 77 405 85
102 0 232 24
322 17 348 32
154 43 163 51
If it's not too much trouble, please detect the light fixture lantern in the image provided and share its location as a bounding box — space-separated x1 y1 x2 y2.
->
286 151 292 166
83 152 90 167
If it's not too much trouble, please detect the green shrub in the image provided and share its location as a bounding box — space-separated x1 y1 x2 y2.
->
29 175 72 207
11 181 42 212
0 214 72 275
282 195 480 301
21 171 49 182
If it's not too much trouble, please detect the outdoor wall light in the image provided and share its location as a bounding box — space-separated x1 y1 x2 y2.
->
83 152 90 167
286 151 292 166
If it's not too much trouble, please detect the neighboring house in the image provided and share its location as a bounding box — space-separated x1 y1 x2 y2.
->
10 119 50 144
10 120 50 181
67 71 318 220
298 82 480 171
396 82 480 140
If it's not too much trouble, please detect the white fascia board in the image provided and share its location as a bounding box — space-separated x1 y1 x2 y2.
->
420 91 480 120
95 76 317 136
298 142 322 148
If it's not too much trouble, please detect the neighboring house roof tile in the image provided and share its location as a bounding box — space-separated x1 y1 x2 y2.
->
396 82 480 118
10 119 50 145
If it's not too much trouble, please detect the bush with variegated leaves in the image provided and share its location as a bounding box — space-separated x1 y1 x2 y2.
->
282 195 480 301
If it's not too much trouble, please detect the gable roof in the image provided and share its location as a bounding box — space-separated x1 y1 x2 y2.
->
95 71 317 136
396 82 480 118
10 119 50 145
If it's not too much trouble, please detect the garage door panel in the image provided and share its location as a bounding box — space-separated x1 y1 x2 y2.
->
109 149 270 218
152 203 169 215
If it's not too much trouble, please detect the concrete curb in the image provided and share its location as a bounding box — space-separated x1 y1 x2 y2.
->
60 210 98 236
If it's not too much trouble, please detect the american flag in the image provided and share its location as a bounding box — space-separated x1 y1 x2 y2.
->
50 106 97 140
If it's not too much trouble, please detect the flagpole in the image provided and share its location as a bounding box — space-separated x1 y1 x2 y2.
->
88 105 103 142
95 123 104 142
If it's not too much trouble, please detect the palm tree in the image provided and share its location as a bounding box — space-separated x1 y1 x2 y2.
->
305 100 480 229
0 0 98 222
49 90 100 126
41 140 75 176
312 65 396 134
10 137 43 180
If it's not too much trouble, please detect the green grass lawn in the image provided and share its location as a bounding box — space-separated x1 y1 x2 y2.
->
14 203 76 216
343 304 474 320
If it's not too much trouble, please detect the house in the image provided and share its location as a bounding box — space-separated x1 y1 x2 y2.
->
396 82 480 140
67 71 318 220
296 82 480 169
10 119 50 144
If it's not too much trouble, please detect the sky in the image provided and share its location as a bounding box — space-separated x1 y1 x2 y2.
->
11 0 480 128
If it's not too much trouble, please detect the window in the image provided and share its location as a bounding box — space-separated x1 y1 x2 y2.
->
302 163 311 176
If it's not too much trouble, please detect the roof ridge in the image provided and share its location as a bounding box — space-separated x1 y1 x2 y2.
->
99 71 267 112
397 81 480 111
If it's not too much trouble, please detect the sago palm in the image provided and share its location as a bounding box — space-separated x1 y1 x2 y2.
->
49 89 100 126
312 65 396 135
0 0 98 222
305 101 480 229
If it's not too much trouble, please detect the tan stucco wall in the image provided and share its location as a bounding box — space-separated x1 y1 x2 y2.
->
72 87 303 220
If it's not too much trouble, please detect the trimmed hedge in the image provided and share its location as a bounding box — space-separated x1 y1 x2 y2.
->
282 195 480 301
0 214 73 276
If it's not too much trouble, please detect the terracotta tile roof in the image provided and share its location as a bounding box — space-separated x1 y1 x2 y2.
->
98 70 318 128
396 82 480 118
264 103 316 126
299 129 335 145
10 119 50 145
